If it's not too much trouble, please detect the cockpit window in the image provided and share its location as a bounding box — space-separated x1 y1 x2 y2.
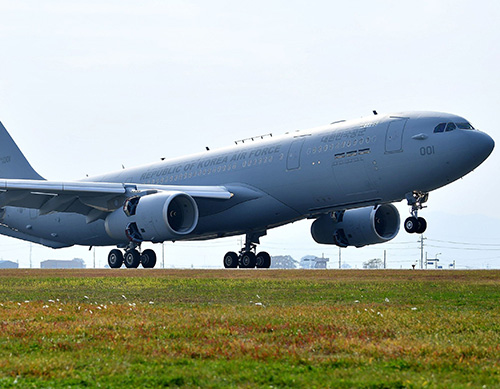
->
434 121 475 134
445 122 456 132
456 122 475 130
434 123 446 133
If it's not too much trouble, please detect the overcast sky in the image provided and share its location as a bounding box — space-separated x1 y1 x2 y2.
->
0 0 499 269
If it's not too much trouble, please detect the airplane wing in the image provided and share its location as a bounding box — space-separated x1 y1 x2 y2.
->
0 179 232 223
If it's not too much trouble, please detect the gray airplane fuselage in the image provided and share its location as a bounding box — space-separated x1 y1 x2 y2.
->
0 111 494 249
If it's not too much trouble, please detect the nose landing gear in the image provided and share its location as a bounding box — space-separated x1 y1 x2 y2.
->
223 232 271 269
404 191 428 234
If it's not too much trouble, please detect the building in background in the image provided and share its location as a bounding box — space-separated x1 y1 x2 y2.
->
300 255 329 269
40 258 86 269
0 260 19 269
270 255 298 269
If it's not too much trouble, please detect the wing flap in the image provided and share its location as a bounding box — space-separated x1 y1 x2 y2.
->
0 190 52 208
39 195 78 215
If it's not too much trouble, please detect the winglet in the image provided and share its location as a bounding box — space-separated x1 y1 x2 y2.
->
0 121 44 180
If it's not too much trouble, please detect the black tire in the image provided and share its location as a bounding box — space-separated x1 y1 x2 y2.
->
404 217 419 234
240 251 256 268
124 249 141 268
108 249 123 269
223 252 238 268
256 251 271 268
141 249 157 268
416 217 427 234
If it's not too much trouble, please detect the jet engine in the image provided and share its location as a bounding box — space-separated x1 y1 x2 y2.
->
105 191 199 243
311 204 400 248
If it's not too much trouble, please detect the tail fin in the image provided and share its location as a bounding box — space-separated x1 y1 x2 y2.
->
0 121 44 180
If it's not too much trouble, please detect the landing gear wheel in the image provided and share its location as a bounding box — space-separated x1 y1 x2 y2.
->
124 249 141 268
404 217 419 234
240 251 256 268
141 249 157 268
108 249 123 268
256 251 271 268
223 252 239 268
416 217 427 234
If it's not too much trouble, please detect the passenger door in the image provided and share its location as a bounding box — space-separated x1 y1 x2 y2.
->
385 118 408 153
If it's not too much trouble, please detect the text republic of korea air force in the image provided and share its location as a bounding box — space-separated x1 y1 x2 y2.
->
0 112 494 269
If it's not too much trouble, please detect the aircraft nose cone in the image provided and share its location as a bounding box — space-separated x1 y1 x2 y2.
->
477 131 495 160
468 131 495 169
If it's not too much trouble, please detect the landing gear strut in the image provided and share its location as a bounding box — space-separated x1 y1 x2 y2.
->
404 191 428 234
223 232 271 269
107 243 157 269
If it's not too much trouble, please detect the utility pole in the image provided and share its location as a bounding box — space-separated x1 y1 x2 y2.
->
162 243 165 268
29 243 32 269
338 247 341 269
383 250 386 269
93 247 96 268
419 235 426 269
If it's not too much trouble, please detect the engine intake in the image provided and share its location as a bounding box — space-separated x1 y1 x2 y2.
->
105 191 199 243
311 204 400 248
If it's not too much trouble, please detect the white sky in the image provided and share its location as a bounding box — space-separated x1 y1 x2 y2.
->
0 0 499 269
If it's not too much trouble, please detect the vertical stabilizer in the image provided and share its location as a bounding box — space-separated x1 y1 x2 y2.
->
0 121 44 180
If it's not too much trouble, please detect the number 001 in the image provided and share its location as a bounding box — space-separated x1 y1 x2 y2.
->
420 146 435 156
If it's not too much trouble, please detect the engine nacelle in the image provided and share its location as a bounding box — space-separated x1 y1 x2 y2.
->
105 191 199 243
311 204 400 248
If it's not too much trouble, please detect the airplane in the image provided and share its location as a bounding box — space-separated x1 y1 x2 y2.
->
0 111 494 269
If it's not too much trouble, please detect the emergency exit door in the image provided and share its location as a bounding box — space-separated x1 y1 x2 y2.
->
286 138 305 170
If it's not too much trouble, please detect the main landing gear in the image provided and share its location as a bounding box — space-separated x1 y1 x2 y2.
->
223 232 271 269
107 243 157 269
404 191 428 234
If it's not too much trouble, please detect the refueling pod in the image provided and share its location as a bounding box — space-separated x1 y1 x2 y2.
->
105 191 199 243
311 204 400 248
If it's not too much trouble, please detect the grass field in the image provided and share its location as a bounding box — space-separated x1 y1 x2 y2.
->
0 269 498 388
